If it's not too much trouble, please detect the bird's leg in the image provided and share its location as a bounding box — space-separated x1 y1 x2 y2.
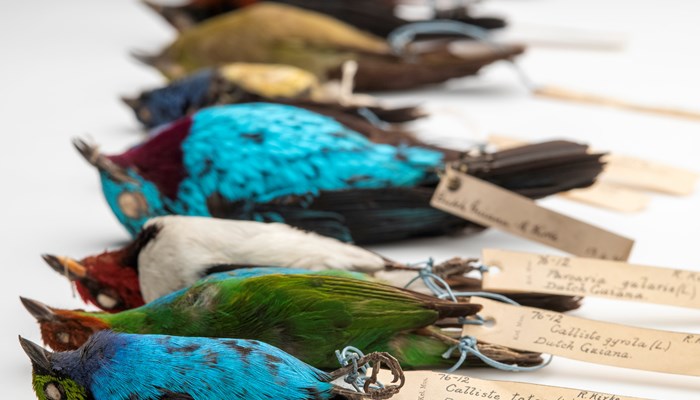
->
415 326 461 346
416 327 544 367
432 257 479 278
329 352 405 400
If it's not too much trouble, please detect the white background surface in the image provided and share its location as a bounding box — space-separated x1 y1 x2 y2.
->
1 0 699 398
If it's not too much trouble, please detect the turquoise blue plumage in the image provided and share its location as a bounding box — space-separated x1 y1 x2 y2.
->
76 103 604 243
20 330 402 400
77 102 464 243
201 268 372 283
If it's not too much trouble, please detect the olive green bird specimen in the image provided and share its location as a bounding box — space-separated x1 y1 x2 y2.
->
22 274 541 370
136 3 524 91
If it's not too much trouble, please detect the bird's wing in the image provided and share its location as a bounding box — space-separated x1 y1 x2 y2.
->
310 187 472 244
177 102 441 209
155 3 390 78
234 274 480 333
233 3 391 55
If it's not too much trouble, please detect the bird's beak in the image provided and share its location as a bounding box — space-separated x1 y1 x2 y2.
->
41 254 87 280
18 336 52 371
72 138 137 184
120 96 141 112
20 297 58 322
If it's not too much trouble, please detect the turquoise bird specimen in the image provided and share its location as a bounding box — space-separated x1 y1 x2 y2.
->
74 103 604 244
41 217 581 313
19 330 404 400
21 274 543 369
121 62 424 129
144 0 506 35
135 3 524 90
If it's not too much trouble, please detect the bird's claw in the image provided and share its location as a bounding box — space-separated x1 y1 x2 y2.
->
356 352 405 399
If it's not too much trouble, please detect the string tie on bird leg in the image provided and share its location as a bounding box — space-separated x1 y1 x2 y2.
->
388 20 505 61
400 259 552 372
333 346 405 399
356 107 391 130
442 336 553 373
403 258 520 305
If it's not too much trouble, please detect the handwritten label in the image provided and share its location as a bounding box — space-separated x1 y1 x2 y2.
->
430 168 634 260
378 370 650 400
463 298 700 376
604 154 698 196
481 249 700 309
559 182 650 213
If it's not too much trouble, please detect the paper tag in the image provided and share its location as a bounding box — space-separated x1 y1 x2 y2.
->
481 249 700 309
603 154 698 196
378 370 649 400
430 168 634 260
559 182 650 213
463 297 700 376
488 134 528 150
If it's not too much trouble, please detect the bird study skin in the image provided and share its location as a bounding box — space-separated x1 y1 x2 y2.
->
135 3 524 90
121 63 425 129
19 330 404 400
73 103 604 245
20 274 543 370
144 0 506 35
42 216 582 313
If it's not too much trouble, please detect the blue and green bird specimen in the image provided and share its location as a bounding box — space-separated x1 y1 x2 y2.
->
75 102 604 243
22 274 543 369
19 330 404 400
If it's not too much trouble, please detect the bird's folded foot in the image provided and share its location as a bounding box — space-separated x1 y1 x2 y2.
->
330 352 405 399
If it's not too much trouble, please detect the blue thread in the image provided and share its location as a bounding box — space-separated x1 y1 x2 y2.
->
201 268 370 283
387 21 535 90
388 20 492 56
357 107 391 130
442 336 553 373
335 346 384 393
403 258 459 302
403 259 553 372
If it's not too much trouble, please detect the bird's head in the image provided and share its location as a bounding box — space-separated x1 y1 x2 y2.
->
41 253 144 312
73 138 168 236
20 297 110 351
19 337 90 400
122 69 215 129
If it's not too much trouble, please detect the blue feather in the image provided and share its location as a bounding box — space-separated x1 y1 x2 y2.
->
201 268 369 282
51 331 334 400
96 103 446 238
177 103 442 211
134 69 215 128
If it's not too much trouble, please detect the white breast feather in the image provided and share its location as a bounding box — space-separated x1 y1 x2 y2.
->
137 216 386 302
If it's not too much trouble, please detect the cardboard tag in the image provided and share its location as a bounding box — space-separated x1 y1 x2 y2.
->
430 168 634 260
463 297 700 376
559 181 650 213
604 154 698 196
378 370 649 400
481 249 700 309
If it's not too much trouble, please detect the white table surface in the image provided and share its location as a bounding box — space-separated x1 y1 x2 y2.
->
1 0 699 398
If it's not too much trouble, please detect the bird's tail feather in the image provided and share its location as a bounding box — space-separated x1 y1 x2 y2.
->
461 140 605 199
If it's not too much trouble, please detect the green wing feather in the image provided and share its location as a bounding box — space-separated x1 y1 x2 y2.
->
108 274 473 368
